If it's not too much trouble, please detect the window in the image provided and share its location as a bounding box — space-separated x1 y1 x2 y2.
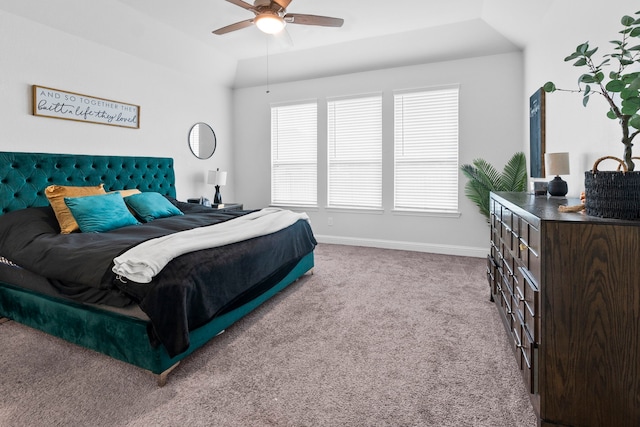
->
271 102 317 206
394 86 459 212
327 95 382 209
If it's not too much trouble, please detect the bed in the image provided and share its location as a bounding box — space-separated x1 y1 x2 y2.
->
0 151 316 385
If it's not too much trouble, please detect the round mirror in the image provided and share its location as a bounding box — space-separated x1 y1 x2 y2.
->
188 122 217 159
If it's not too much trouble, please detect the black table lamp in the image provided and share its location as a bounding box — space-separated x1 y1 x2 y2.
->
207 168 227 204
545 152 570 197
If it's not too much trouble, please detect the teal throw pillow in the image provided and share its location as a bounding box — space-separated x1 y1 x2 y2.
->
124 192 183 222
64 192 140 233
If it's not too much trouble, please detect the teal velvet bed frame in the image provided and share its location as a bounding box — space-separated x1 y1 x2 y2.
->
0 152 314 385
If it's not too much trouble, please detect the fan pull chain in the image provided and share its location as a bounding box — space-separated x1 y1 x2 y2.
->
266 36 270 94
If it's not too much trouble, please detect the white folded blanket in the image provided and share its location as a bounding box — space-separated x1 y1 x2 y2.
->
112 207 309 283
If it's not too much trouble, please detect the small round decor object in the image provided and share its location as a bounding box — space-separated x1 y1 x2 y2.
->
548 176 568 197
188 122 217 159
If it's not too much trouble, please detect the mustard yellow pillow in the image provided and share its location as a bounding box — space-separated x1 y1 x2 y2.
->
45 184 106 234
108 189 141 198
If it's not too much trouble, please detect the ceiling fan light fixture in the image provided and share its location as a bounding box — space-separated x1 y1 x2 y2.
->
254 13 286 34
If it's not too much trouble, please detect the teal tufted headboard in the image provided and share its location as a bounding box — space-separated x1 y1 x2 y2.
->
0 152 176 214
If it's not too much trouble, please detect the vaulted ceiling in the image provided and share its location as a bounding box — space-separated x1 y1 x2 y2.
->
0 0 555 87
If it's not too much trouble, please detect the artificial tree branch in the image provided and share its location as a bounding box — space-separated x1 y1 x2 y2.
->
543 11 640 172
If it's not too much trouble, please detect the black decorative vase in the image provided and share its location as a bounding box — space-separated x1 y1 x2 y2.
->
548 176 568 197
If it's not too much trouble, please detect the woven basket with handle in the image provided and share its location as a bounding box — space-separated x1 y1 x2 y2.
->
584 156 640 220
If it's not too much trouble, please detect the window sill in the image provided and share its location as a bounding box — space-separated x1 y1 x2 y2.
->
270 204 319 212
392 209 461 218
325 207 384 215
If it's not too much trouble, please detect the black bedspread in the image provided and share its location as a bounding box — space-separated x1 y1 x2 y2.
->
0 201 316 357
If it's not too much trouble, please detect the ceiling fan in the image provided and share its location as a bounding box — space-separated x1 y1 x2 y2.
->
212 0 344 36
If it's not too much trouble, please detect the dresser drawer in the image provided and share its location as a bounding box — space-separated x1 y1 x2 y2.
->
499 271 515 328
499 206 515 251
517 267 540 343
487 255 498 295
513 319 537 394
520 330 538 394
501 242 515 279
517 219 540 275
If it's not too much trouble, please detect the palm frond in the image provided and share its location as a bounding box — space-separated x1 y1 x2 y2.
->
460 152 529 221
470 159 502 191
464 179 491 219
500 152 528 192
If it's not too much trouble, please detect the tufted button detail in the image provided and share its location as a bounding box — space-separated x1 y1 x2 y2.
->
1 153 176 214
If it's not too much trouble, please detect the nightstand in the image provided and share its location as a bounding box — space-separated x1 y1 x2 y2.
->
211 203 243 212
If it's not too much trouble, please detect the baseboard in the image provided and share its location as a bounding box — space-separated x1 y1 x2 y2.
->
314 234 487 258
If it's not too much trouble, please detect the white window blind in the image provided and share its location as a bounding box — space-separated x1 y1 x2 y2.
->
271 102 317 206
327 95 382 208
394 87 459 212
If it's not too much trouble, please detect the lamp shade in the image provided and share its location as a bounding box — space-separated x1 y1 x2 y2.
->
254 14 286 34
545 152 570 176
207 169 227 186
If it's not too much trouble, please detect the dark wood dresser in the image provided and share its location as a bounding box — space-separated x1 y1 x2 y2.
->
487 192 640 427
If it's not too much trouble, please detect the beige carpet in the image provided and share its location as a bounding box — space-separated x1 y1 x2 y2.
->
0 244 536 426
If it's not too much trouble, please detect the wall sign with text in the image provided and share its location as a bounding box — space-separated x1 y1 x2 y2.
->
32 85 140 129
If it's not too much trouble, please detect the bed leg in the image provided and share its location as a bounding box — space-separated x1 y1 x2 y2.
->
0 317 9 324
155 361 180 387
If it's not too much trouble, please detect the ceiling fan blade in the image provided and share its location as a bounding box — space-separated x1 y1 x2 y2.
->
272 0 292 10
212 19 254 35
284 13 344 27
272 27 294 47
225 0 257 12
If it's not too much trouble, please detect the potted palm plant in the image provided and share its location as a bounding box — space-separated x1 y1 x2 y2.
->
460 152 528 222
543 10 640 219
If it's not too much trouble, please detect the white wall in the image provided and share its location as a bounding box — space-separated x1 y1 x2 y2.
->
11 0 629 257
234 52 524 257
524 0 638 196
0 9 236 202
